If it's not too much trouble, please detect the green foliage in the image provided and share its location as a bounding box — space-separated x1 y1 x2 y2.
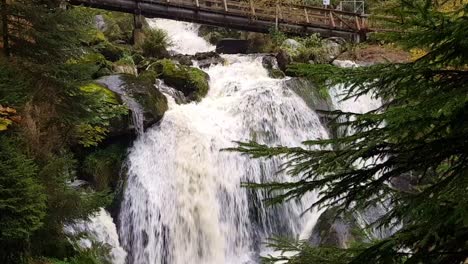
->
268 28 288 51
0 135 46 263
31 154 112 259
83 143 127 190
290 34 330 64
233 1 468 263
0 61 32 106
75 83 128 147
151 59 210 101
139 28 171 58
101 12 135 43
6 1 93 65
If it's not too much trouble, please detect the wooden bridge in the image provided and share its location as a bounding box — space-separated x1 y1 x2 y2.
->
69 0 369 41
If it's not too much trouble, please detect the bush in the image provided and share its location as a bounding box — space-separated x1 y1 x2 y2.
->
75 84 128 147
0 136 46 263
139 28 171 58
83 143 127 191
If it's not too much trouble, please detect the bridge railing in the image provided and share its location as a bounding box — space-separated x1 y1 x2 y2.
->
140 0 367 32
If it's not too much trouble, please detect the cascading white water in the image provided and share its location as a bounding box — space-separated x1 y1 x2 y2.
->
119 19 330 264
66 208 127 264
147 19 215 55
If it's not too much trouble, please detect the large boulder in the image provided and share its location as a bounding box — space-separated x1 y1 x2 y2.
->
282 38 303 52
262 55 285 79
216 39 249 54
150 59 210 102
309 207 367 248
120 72 168 129
276 49 292 72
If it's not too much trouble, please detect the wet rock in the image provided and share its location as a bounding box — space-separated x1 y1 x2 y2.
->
193 51 225 68
172 54 194 66
121 72 168 129
216 39 249 54
262 55 285 79
276 50 292 73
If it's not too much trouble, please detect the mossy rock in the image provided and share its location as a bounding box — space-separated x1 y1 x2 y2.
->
83 143 127 191
113 55 137 76
80 83 121 105
150 59 210 102
96 41 126 62
269 68 286 79
121 72 168 126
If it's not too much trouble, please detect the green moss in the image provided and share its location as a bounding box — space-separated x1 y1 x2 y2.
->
77 83 128 147
83 143 127 191
151 59 210 101
80 83 120 104
96 41 126 62
121 73 168 121
114 54 135 67
269 68 286 79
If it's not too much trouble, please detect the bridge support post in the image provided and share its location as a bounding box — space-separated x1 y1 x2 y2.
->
132 0 145 46
133 14 145 46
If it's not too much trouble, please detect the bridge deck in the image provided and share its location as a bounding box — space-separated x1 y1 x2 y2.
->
70 0 368 41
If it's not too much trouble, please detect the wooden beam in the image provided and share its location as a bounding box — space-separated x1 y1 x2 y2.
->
222 0 228 11
304 7 310 23
249 0 255 17
329 11 335 28
355 16 361 30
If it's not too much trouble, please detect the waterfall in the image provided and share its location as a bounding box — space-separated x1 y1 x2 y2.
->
119 19 330 264
66 208 127 264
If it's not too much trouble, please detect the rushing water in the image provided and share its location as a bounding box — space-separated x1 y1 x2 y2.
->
100 18 386 264
118 19 330 264
66 208 127 264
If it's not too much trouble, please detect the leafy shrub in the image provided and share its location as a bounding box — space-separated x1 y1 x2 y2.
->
83 143 127 191
0 136 46 263
75 84 128 147
139 28 171 58
290 34 330 64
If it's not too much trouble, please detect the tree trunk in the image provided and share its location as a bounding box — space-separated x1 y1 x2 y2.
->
1 0 10 57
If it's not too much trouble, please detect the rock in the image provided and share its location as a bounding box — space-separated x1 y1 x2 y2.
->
282 38 303 52
193 51 225 68
120 72 168 130
262 55 285 79
94 67 113 78
276 50 292 73
113 56 137 76
216 39 249 54
150 59 210 102
172 54 194 66
323 38 345 59
309 207 366 248
113 64 137 76
94 15 107 31
97 41 126 62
